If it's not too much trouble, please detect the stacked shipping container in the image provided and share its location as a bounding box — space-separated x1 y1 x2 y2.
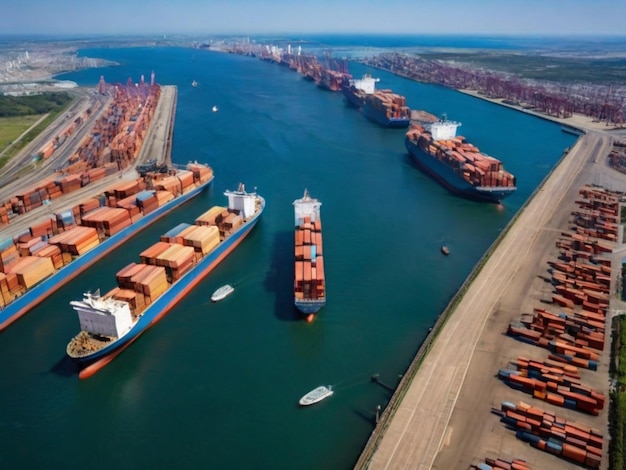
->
498 355 606 415
365 90 411 121
101 203 233 316
406 124 517 189
0 165 214 309
474 457 530 470
497 184 620 468
294 215 325 304
1 79 162 226
497 401 602 468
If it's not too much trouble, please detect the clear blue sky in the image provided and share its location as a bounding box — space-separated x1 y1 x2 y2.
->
2 0 625 36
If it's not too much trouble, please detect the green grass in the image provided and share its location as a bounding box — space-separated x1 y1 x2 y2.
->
0 94 77 171
0 115 46 153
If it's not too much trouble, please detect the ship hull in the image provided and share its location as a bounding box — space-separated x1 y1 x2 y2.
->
295 299 326 314
342 86 365 109
0 176 214 331
362 104 410 128
405 138 515 203
70 199 264 367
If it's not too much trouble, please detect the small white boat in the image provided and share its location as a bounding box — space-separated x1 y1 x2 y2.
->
299 385 333 406
211 284 234 302
192 80 198 87
212 105 218 112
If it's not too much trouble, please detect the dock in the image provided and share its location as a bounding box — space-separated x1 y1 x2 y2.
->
0 84 178 243
355 130 621 470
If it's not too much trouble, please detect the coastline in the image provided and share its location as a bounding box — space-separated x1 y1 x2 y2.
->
357 88 619 469
457 88 623 134
0 42 616 468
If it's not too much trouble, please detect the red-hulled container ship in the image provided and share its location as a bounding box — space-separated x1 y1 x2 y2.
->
294 189 325 319
0 162 214 331
66 183 264 378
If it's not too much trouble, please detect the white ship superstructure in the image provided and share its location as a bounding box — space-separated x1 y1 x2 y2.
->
427 119 461 141
293 189 321 225
349 74 379 94
71 291 133 338
225 183 258 219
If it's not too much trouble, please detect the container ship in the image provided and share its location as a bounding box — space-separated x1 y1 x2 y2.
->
361 89 411 128
405 119 517 203
342 74 380 109
294 189 325 320
66 183 264 378
0 162 214 331
317 68 351 92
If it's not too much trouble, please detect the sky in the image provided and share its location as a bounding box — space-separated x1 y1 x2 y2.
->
2 0 626 37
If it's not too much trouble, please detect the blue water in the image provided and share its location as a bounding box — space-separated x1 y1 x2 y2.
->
0 42 577 469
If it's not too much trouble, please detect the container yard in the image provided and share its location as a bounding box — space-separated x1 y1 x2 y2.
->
356 129 620 470
0 75 191 330
0 74 161 226
0 80 177 242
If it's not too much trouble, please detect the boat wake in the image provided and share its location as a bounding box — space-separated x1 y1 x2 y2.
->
329 374 371 391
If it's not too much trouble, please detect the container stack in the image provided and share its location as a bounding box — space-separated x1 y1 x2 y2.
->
498 356 605 415
4 256 55 290
115 262 168 310
195 206 229 226
47 226 100 256
188 163 214 184
496 184 619 469
497 401 602 469
160 223 193 244
80 207 132 237
155 244 196 282
135 190 158 215
474 457 530 470
0 164 210 310
180 225 220 257
294 215 325 303
367 90 410 119
139 242 172 266
154 175 182 197
406 125 516 189
506 306 604 370
102 204 229 316
195 205 242 237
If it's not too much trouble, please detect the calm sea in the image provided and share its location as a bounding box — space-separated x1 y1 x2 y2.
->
0 40 577 469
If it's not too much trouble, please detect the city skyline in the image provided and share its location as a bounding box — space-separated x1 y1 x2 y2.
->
2 0 626 37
